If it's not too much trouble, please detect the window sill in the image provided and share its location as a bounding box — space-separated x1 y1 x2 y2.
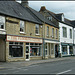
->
20 32 26 34
0 29 6 31
30 56 42 57
35 34 40 36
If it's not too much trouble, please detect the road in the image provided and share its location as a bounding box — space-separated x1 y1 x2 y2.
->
0 58 75 74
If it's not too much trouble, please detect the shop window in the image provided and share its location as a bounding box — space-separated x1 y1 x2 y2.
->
30 43 42 56
9 42 23 57
62 27 67 38
47 26 49 36
62 45 67 55
69 46 73 54
35 24 39 34
45 43 48 55
0 16 5 30
51 44 54 54
20 20 25 33
70 29 72 39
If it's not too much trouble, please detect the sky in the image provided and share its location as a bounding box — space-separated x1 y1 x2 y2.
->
17 1 75 20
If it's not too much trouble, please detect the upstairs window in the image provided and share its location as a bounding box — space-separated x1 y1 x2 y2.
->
70 29 72 39
47 26 49 36
20 20 25 33
0 16 5 30
52 28 54 37
62 27 67 37
35 24 39 34
56 29 58 38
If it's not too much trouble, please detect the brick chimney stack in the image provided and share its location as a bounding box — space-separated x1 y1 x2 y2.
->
40 6 46 11
21 0 28 7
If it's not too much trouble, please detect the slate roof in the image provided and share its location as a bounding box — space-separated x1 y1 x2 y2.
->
25 7 59 28
41 7 74 27
0 1 42 24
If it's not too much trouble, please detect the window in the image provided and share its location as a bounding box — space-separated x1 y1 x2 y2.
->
70 29 72 39
35 24 39 34
20 20 25 32
0 16 5 30
9 42 23 57
30 43 42 56
62 27 67 37
62 45 67 55
47 26 49 36
51 44 54 54
56 29 58 38
69 46 73 54
52 28 54 37
47 16 52 21
45 43 48 56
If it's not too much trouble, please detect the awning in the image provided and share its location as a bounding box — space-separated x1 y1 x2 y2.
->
45 40 60 44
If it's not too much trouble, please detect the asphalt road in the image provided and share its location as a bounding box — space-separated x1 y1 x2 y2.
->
0 58 75 74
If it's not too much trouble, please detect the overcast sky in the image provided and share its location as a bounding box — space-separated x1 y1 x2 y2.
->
27 1 75 20
17 1 75 20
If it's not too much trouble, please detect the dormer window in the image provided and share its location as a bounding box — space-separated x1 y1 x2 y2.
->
47 16 52 21
0 16 5 30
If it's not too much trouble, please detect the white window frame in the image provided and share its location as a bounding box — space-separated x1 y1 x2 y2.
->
0 16 5 30
35 24 39 35
20 20 25 33
62 27 67 38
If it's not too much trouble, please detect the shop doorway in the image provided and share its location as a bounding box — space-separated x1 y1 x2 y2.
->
55 44 58 58
26 46 30 61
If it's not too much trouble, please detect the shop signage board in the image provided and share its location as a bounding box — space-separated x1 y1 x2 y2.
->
6 35 42 43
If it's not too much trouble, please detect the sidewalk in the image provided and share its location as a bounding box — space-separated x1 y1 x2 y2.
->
0 56 75 69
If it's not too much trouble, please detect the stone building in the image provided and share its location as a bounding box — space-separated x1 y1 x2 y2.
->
40 6 74 57
0 1 59 62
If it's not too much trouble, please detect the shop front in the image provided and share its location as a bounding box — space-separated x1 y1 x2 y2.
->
61 43 73 56
44 40 59 59
6 35 42 61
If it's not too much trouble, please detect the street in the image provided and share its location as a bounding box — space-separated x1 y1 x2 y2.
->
0 58 75 74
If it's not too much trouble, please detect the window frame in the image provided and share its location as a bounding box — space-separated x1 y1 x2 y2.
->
52 28 54 37
0 16 5 30
62 27 67 38
56 29 58 38
47 26 49 36
9 42 24 58
70 29 72 39
35 24 39 35
20 20 25 33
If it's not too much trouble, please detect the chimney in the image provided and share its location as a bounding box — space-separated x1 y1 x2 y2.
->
40 6 46 11
21 0 28 7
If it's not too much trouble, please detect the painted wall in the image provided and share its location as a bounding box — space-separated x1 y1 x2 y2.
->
59 22 73 44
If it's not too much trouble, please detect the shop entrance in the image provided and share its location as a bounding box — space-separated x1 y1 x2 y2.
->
55 44 58 58
26 46 30 61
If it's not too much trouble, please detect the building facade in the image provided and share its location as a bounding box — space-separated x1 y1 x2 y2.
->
39 6 74 57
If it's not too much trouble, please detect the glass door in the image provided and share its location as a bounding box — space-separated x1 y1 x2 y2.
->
26 46 30 61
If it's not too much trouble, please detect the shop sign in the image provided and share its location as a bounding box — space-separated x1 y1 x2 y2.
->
7 35 42 43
